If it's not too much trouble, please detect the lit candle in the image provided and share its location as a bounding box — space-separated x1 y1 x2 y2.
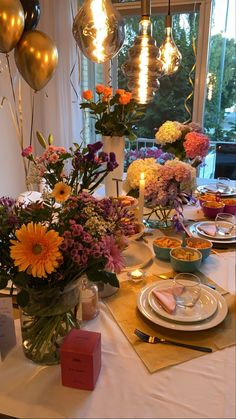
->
138 172 145 223
131 269 143 279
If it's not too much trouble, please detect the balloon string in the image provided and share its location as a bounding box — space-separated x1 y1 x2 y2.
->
70 0 79 102
184 36 196 123
5 53 20 128
29 92 35 147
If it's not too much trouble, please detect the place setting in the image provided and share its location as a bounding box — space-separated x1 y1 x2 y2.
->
197 177 236 197
188 213 236 245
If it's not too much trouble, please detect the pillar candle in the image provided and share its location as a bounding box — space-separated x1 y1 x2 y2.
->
138 172 145 223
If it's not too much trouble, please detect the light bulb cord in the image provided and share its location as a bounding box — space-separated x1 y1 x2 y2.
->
168 0 171 16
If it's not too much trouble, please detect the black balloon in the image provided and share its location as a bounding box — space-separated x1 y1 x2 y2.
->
20 0 41 31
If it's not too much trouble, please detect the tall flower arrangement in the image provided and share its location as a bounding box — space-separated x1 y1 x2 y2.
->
80 85 143 140
155 121 210 164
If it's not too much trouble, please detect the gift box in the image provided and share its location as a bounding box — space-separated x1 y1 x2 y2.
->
60 328 101 390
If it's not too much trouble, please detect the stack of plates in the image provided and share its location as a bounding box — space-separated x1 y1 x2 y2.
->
137 279 228 331
197 184 236 197
188 221 236 244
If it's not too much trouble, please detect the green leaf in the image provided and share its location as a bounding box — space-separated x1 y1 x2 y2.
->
87 269 119 288
127 189 139 198
13 272 28 287
16 289 29 307
48 134 54 145
36 131 47 149
0 276 8 289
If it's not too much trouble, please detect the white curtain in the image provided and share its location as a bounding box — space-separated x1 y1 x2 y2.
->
34 0 82 149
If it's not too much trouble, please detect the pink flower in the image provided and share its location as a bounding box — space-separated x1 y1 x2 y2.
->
184 132 209 159
101 236 124 273
22 145 33 157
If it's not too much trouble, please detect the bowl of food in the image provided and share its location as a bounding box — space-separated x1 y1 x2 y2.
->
185 237 212 260
153 236 182 261
115 195 138 209
198 193 216 207
223 198 236 215
202 200 225 218
170 247 202 272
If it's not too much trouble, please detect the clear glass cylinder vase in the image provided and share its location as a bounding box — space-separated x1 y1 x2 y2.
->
19 277 82 365
143 205 174 229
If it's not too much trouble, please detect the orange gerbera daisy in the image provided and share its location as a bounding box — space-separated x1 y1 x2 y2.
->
10 222 64 278
51 182 71 203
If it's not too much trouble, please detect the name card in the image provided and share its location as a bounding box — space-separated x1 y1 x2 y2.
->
0 297 16 362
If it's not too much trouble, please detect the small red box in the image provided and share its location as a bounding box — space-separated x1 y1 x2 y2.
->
60 329 101 391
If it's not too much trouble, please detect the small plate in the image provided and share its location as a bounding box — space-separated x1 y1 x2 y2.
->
188 223 236 244
137 282 228 331
148 280 218 323
196 221 236 240
121 241 153 272
197 184 236 197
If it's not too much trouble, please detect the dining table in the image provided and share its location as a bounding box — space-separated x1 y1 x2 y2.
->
0 178 235 419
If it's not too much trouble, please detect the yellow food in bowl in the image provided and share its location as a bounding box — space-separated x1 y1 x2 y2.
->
153 237 181 248
172 248 200 261
186 238 211 249
198 193 216 202
202 201 224 208
223 199 236 206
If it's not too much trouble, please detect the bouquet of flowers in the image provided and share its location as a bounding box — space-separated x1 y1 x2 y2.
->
125 158 196 227
155 121 210 164
0 135 137 364
80 85 143 140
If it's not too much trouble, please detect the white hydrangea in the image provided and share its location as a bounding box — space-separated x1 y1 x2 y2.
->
124 158 161 191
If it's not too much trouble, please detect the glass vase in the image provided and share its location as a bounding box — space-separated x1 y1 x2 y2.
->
19 277 81 365
143 205 174 229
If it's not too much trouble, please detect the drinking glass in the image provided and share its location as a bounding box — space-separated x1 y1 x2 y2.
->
215 213 235 236
173 273 201 308
216 177 230 192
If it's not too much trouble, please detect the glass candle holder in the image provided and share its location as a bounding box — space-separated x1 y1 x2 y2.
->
81 278 99 321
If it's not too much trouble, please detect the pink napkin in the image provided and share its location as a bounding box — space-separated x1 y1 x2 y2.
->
198 225 216 236
152 285 184 314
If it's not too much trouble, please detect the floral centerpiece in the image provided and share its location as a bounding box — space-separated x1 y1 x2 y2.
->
80 85 144 197
124 158 196 227
155 121 210 166
124 146 172 171
0 135 137 365
80 85 143 140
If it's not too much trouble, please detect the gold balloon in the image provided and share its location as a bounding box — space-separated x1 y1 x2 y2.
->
14 30 58 91
0 0 25 53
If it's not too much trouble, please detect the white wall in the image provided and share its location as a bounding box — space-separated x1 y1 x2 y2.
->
0 0 82 198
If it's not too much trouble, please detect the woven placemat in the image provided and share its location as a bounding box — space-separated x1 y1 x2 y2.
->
104 272 236 373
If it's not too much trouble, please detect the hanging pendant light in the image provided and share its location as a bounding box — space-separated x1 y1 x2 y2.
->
122 0 163 104
72 0 125 64
159 0 182 76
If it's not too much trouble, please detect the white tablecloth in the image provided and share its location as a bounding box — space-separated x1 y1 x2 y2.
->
0 181 235 419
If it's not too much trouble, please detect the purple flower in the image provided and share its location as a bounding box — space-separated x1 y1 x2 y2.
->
87 141 103 153
98 151 108 162
109 152 116 163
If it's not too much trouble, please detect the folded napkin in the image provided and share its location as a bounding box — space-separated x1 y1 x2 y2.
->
198 225 216 236
152 285 184 314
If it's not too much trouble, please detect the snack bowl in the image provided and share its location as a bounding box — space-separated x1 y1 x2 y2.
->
223 199 236 215
170 247 202 273
202 200 225 218
185 237 212 260
153 236 182 261
115 195 138 209
198 193 216 207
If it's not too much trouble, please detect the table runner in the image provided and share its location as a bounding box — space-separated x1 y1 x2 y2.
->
104 272 236 373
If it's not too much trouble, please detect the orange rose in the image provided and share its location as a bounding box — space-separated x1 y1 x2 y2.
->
82 90 93 100
103 86 112 98
119 93 132 105
116 89 125 96
96 84 105 94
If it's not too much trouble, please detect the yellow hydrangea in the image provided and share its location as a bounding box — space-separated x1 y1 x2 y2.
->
155 121 182 144
124 158 160 191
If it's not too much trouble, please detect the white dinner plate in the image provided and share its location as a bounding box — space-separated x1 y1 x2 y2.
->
197 184 236 197
148 280 218 323
196 221 236 240
188 223 236 244
121 241 153 272
137 282 228 331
